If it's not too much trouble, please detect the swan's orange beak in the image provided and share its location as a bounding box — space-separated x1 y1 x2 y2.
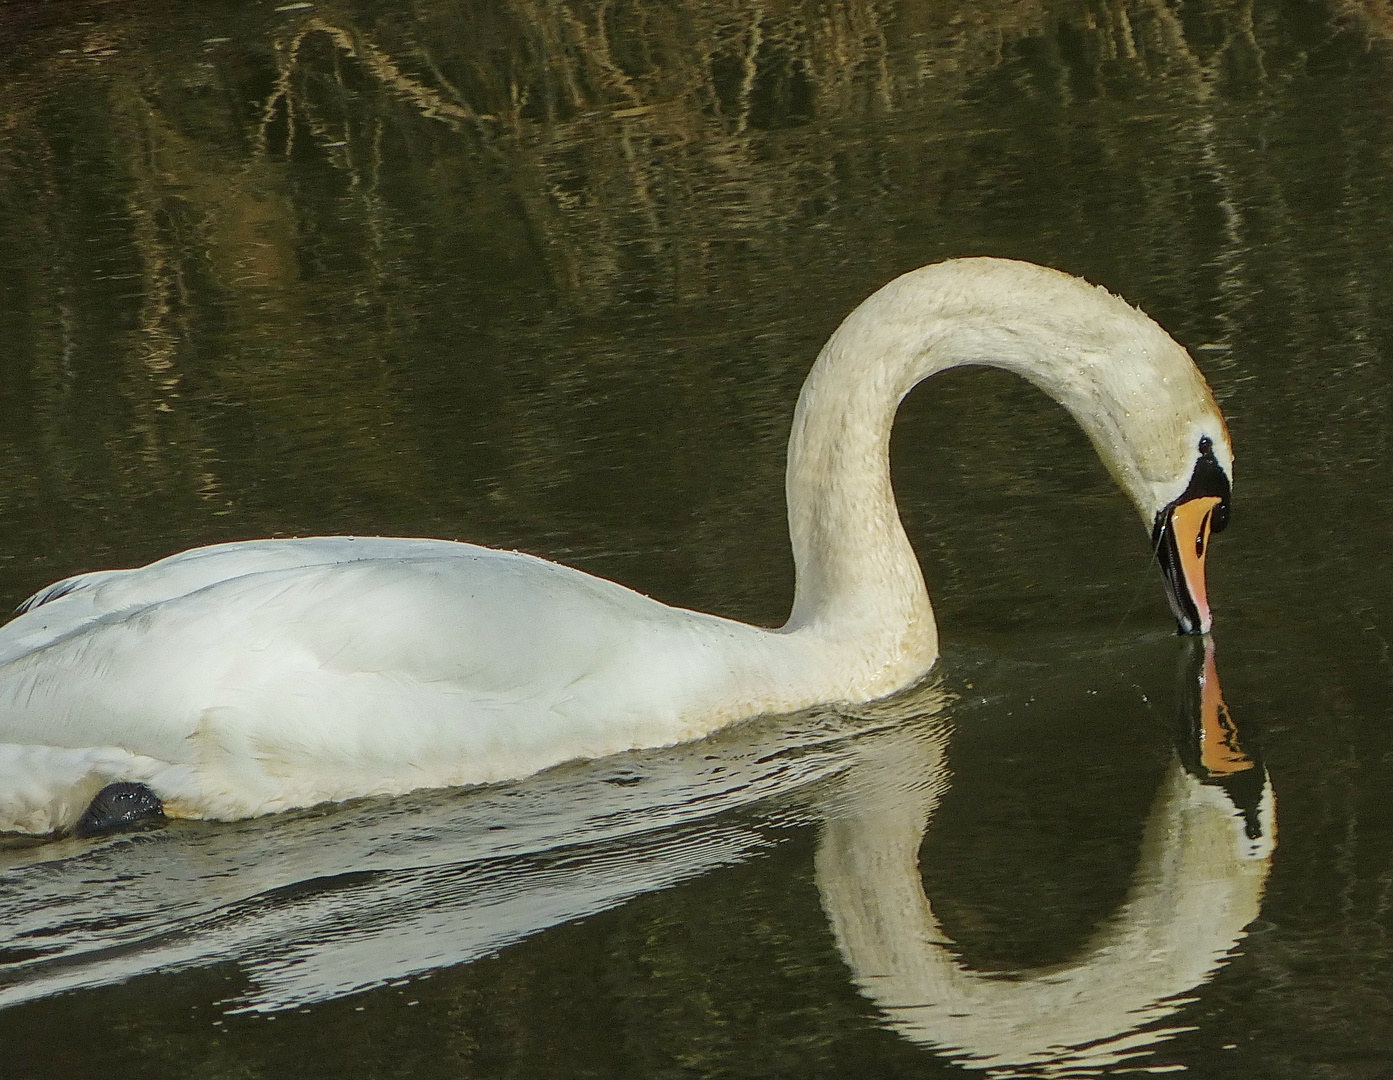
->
1156 494 1223 634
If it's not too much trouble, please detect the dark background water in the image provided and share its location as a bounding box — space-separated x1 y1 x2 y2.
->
1 0 1391 1075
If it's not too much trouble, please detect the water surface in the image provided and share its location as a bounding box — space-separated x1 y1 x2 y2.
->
1 0 1391 1075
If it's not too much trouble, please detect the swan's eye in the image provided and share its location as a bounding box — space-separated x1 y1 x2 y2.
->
1210 499 1230 534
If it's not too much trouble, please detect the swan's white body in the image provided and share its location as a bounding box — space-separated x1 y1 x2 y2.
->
0 538 848 830
0 259 1232 833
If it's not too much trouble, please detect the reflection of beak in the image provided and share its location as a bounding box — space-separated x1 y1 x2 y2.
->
1176 637 1268 843
1196 638 1252 777
1156 495 1223 634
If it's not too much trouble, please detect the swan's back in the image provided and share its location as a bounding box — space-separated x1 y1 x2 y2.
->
3 538 484 666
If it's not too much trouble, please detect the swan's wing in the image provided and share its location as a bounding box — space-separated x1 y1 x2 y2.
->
0 542 693 723
14 570 128 615
0 537 486 667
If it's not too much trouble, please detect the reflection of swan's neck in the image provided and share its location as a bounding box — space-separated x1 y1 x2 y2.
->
816 730 1274 1075
782 259 1222 665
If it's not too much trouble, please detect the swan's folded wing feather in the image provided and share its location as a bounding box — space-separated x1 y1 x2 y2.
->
14 570 129 616
0 537 488 668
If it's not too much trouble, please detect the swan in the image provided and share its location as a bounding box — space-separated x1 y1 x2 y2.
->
0 258 1233 835
817 640 1274 1075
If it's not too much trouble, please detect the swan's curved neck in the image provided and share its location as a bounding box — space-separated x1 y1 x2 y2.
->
781 260 1213 678
781 275 1073 650
782 315 935 648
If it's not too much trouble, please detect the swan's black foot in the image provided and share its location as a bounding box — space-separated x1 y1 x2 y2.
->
73 782 166 839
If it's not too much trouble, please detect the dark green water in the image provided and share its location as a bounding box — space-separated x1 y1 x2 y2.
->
1 0 1391 1075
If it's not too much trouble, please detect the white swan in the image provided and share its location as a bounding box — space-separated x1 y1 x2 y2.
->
817 640 1274 1076
0 258 1233 834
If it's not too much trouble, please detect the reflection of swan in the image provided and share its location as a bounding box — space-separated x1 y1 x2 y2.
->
0 258 1233 833
0 698 931 1012
816 641 1274 1076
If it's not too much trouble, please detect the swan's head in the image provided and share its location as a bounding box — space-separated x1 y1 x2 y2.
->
1040 285 1233 637
1150 434 1231 634
1069 342 1232 636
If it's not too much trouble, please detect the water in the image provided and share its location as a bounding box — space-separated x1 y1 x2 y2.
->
1 0 1391 1075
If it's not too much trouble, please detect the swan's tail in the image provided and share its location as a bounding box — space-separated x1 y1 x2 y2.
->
0 744 192 835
